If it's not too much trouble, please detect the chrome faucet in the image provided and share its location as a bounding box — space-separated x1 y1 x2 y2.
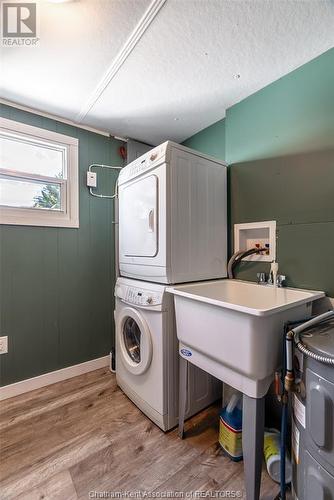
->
256 272 267 285
257 272 286 287
276 274 286 287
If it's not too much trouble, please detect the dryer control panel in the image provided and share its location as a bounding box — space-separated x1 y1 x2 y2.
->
118 143 169 185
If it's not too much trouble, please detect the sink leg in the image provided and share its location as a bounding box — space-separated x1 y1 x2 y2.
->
178 355 188 439
242 394 265 500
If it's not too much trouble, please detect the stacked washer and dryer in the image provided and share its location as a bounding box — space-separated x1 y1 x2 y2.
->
114 141 227 431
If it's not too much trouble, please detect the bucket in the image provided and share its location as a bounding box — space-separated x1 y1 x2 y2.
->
264 429 292 484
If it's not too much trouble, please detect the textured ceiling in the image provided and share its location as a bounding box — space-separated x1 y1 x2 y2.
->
1 0 334 144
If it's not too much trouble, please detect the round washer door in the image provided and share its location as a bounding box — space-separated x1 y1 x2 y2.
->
117 307 153 375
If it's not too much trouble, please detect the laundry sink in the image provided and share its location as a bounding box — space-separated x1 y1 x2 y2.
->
167 280 324 397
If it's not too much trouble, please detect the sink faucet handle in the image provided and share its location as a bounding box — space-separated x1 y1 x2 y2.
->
257 272 267 284
276 275 286 287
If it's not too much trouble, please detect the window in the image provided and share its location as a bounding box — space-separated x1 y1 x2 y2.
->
0 118 79 227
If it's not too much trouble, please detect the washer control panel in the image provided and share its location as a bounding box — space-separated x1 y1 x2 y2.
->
125 287 162 306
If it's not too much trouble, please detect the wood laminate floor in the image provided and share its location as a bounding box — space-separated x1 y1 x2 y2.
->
0 368 281 499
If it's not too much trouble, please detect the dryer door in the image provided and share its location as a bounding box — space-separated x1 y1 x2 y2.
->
117 307 153 375
119 174 158 258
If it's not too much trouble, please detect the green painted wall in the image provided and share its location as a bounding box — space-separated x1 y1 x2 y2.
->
0 104 123 386
230 150 334 295
183 49 334 296
226 48 334 164
183 118 226 159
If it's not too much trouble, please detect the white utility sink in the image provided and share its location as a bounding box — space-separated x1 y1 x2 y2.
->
167 279 324 398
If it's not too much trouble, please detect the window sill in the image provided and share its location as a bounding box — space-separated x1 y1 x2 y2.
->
0 209 79 228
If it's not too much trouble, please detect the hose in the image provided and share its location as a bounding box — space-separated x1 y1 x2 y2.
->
290 310 334 336
279 321 292 500
227 247 266 278
292 311 334 365
295 341 334 365
285 311 334 392
280 401 288 499
227 250 247 278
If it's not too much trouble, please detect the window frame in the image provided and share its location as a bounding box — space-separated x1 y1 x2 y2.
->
0 117 79 228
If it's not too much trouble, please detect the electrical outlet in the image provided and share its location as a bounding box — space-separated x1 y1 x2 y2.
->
0 336 8 354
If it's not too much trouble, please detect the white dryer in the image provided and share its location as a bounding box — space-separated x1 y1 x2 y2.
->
118 141 227 284
115 277 221 431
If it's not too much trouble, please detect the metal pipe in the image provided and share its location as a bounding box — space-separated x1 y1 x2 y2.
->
280 400 288 499
291 310 334 337
285 310 334 392
293 311 334 364
88 163 123 171
296 337 334 365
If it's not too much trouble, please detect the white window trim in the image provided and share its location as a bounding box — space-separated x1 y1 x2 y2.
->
0 117 79 228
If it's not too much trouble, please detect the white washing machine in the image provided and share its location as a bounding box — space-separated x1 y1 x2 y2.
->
115 277 221 431
118 141 227 284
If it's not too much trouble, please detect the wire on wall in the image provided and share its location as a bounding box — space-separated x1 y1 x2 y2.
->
88 164 123 199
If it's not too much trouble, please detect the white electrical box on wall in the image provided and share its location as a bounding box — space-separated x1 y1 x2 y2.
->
87 171 97 188
234 221 276 262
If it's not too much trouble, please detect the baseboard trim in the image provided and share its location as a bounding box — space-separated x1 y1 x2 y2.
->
0 356 109 401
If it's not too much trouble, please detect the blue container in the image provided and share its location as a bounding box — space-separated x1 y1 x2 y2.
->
219 394 243 461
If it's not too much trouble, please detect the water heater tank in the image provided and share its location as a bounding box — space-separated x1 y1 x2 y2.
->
291 318 334 500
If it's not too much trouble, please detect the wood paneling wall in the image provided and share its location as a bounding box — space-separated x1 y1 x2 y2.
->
0 104 123 385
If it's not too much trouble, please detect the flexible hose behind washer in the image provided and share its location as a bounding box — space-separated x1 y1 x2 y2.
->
292 310 334 365
295 340 334 365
